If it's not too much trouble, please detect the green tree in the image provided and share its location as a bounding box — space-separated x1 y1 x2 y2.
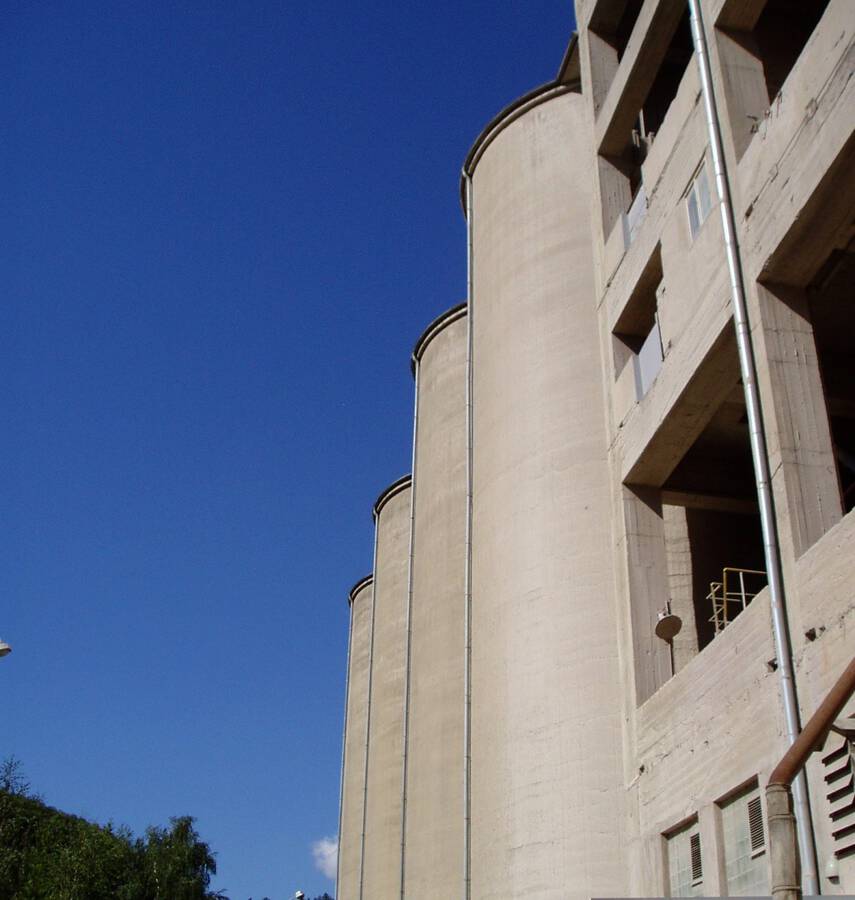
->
0 759 226 900
138 816 220 900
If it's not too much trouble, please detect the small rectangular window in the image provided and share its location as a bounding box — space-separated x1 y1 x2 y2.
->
748 795 765 856
667 820 703 897
721 783 770 894
690 832 703 884
686 160 713 240
632 313 664 399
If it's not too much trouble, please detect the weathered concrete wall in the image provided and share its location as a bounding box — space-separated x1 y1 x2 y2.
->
336 3 855 891
576 0 855 892
631 588 783 893
336 576 373 900
793 511 855 893
361 477 410 898
467 88 627 899
402 305 468 897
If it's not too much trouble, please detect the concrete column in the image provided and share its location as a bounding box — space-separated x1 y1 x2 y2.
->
662 503 700 672
753 282 842 559
467 87 626 899
623 486 672 702
714 27 770 159
337 576 374 900
402 305 468 898
583 29 620 117
362 477 411 899
699 802 727 895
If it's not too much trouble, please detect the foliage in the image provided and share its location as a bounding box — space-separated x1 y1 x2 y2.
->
0 757 31 797
0 761 225 900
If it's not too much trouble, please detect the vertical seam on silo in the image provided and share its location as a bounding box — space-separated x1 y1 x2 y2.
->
335 591 356 895
399 359 420 898
463 170 474 900
359 521 380 900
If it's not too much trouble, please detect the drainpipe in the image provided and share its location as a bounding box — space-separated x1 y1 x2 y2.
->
358 521 381 900
767 656 855 899
686 0 819 892
334 586 356 895
462 169 474 900
399 353 420 898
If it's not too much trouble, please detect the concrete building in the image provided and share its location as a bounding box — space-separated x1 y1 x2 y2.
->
336 1 855 896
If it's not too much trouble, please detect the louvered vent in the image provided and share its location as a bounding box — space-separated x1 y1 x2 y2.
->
690 831 703 884
748 795 765 855
823 730 855 860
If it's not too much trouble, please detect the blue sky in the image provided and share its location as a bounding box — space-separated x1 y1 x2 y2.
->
3 2 575 896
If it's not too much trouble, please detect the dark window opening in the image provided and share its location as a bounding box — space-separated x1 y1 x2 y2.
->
639 10 694 137
591 0 644 62
753 0 831 101
808 245 855 515
613 248 664 399
663 387 767 652
613 0 644 60
603 10 695 231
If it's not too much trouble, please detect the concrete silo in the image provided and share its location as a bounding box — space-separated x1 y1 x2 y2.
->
401 304 468 897
335 574 373 900
462 82 627 898
361 475 411 899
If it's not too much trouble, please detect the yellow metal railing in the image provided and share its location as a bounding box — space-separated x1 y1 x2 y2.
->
708 567 767 634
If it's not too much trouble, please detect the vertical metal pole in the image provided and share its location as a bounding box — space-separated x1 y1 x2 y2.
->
686 0 819 890
359 523 381 900
335 593 356 896
399 359 420 898
463 169 474 900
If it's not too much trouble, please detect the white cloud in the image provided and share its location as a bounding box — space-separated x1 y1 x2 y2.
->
311 835 338 880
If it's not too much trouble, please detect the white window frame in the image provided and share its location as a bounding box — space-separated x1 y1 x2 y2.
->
686 158 713 241
720 781 770 895
666 818 703 897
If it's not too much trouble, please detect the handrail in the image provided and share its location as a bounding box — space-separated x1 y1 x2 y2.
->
766 655 855 899
769 656 855 787
707 566 767 633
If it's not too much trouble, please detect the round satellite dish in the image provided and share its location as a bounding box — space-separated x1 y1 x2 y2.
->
655 612 682 642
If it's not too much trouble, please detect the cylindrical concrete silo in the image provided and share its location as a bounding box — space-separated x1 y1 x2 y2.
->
463 83 627 898
402 304 468 897
361 475 411 899
336 574 374 900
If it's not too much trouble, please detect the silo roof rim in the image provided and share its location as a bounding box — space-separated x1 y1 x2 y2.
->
372 474 412 520
348 573 373 606
410 302 468 376
556 30 581 85
459 32 580 211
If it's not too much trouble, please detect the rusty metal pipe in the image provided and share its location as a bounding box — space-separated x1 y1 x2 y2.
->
766 655 855 899
769 655 855 787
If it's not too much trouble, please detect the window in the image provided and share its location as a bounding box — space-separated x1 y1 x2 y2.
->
596 9 694 240
686 160 712 240
667 820 703 896
744 0 830 105
612 247 664 402
633 312 663 399
721 783 769 894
